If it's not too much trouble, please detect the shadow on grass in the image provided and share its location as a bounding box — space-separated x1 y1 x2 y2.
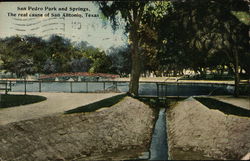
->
0 94 47 108
195 97 250 117
64 94 127 114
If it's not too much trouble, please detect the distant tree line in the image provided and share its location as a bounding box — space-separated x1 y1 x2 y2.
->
0 35 131 78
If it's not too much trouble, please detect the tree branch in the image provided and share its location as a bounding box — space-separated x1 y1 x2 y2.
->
128 10 133 24
137 3 146 23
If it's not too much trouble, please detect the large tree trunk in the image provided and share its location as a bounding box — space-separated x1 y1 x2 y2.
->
129 24 141 96
127 4 146 96
234 51 240 97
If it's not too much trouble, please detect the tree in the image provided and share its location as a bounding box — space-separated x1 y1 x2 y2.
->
24 36 48 73
0 35 116 76
74 41 113 73
43 59 57 74
0 36 46 77
85 48 112 73
70 58 92 72
98 1 172 96
107 45 131 76
46 35 73 72
158 0 249 96
15 57 35 78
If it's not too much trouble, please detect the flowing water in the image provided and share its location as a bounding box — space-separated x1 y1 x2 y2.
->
149 108 168 160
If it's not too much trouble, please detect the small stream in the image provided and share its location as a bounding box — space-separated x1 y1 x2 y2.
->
149 108 168 160
147 99 216 160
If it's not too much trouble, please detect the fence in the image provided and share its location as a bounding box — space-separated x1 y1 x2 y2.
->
4 80 121 94
0 81 12 94
1 80 238 97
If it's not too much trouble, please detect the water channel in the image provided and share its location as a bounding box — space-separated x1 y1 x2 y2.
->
149 108 168 160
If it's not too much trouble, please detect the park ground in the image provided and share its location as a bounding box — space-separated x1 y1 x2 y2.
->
0 92 121 125
1 88 248 126
0 82 249 160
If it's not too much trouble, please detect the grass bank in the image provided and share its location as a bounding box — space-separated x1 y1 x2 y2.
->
0 94 47 108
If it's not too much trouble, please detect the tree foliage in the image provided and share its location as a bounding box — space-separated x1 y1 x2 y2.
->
149 0 249 76
155 0 249 96
107 45 131 76
0 35 117 77
0 36 46 77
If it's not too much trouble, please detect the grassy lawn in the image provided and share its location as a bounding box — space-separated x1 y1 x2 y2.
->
0 94 47 108
195 97 250 117
65 94 126 114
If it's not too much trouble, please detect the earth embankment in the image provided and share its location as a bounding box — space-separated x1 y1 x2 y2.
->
167 97 250 160
0 96 154 161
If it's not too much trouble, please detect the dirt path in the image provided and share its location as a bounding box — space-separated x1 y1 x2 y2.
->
0 92 121 125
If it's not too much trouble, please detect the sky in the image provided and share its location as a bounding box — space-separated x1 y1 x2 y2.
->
0 1 127 51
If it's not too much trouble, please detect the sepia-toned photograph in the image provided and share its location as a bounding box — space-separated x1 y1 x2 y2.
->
0 0 249 160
